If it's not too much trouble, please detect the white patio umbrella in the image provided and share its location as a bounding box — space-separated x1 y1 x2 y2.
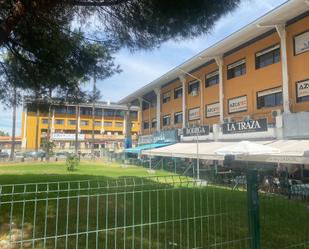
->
215 141 280 156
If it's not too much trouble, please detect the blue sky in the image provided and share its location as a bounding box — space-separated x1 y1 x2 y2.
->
0 0 286 135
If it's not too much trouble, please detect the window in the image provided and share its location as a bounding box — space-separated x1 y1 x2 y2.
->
94 121 102 126
143 121 149 129
67 107 76 115
55 119 64 125
227 59 246 79
257 87 283 109
174 87 183 99
94 109 103 117
115 122 123 127
42 119 49 124
80 107 92 115
256 45 280 69
188 81 200 95
104 121 112 127
152 118 157 128
80 120 89 126
163 115 171 126
104 109 115 117
162 91 171 103
115 110 125 118
68 120 76 125
55 107 66 114
205 71 219 87
174 112 183 124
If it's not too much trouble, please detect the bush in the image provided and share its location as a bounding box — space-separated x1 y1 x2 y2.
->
66 154 79 171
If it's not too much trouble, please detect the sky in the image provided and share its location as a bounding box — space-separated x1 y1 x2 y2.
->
0 0 286 136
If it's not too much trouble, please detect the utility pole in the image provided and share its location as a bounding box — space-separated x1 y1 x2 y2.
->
9 86 17 161
91 69 96 160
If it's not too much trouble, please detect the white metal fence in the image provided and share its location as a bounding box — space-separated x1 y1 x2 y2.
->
0 176 250 249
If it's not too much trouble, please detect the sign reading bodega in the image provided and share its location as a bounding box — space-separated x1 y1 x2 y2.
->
183 125 210 137
223 118 268 134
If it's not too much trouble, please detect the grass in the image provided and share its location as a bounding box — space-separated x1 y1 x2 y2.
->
0 161 308 249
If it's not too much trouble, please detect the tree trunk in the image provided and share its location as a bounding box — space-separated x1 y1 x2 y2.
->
75 105 79 156
9 87 17 161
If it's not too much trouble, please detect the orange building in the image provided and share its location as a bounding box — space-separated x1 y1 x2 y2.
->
119 1 309 142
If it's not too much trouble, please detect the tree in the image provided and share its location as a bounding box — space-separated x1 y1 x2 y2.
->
0 131 9 136
1 0 241 91
0 55 23 160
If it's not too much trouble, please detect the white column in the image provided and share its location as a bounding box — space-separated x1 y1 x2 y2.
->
22 107 27 149
154 88 161 132
138 97 143 135
179 75 186 128
276 25 290 114
215 56 224 123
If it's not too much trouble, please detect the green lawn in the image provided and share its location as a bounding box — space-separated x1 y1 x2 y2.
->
0 161 173 185
0 161 308 249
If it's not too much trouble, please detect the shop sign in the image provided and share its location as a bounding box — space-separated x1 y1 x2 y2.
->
294 30 309 55
297 79 309 98
183 125 210 137
228 96 247 114
52 133 85 141
188 107 200 121
153 130 178 143
206 102 220 118
222 118 268 134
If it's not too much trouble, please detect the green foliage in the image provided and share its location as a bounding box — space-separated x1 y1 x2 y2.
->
41 139 55 156
0 0 241 99
66 154 80 171
0 130 9 136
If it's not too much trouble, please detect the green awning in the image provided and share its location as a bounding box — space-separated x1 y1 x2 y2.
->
124 143 173 154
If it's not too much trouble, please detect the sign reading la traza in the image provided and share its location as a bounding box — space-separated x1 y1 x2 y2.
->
223 118 268 134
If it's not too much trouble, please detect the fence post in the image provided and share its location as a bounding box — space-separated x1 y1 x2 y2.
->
247 170 261 249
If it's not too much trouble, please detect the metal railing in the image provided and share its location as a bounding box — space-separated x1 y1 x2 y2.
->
0 176 250 249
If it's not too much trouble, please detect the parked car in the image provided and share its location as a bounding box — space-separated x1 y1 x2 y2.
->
0 151 9 159
24 151 46 159
55 152 68 160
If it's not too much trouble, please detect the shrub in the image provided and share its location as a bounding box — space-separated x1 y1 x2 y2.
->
66 154 79 171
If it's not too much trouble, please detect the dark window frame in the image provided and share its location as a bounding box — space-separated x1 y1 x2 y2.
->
255 44 280 69
174 87 183 99
162 115 171 126
227 59 246 80
143 121 149 130
205 71 219 87
256 87 283 109
174 112 183 124
162 91 171 104
188 80 200 94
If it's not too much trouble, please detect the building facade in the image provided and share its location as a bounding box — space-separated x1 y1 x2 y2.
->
119 1 309 143
21 102 140 152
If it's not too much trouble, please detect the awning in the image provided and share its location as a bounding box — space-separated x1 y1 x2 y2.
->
142 142 236 161
124 143 173 154
142 140 309 164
